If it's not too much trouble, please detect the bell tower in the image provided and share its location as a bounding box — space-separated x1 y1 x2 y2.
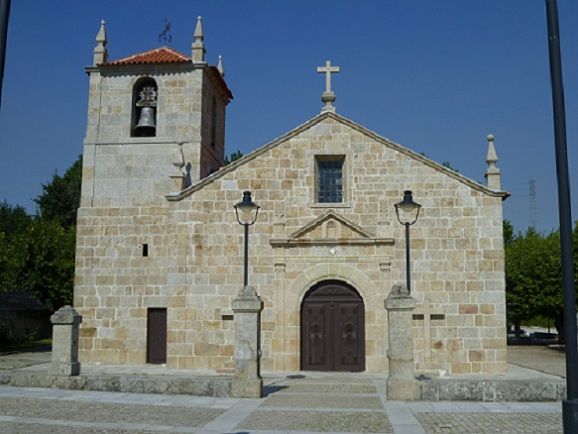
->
81 17 232 208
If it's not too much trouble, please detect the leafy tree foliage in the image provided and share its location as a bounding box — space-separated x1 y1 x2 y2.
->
224 150 243 165
441 161 459 173
35 156 82 227
503 219 514 247
0 202 32 292
0 200 32 236
505 221 578 342
0 156 81 312
0 218 75 310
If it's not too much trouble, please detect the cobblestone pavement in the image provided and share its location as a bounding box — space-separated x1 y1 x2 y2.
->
0 375 563 434
415 412 563 433
0 347 568 433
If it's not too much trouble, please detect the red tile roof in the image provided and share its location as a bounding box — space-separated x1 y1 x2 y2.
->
100 47 233 100
103 47 191 66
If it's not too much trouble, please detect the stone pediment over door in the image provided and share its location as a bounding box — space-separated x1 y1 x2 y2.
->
270 210 394 247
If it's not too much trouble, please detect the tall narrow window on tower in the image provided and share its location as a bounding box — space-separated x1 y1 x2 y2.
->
315 155 345 203
131 77 158 137
210 95 217 148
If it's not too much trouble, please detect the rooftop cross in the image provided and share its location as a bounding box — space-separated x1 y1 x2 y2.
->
317 60 340 113
317 60 340 93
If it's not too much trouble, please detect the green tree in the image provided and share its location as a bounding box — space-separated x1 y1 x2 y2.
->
14 219 76 309
35 156 82 227
441 161 459 173
0 156 81 311
0 218 75 310
224 150 243 165
0 200 32 236
503 220 514 247
574 221 578 281
541 224 578 342
0 202 32 293
0 232 22 293
505 227 545 334
504 221 578 343
539 230 564 340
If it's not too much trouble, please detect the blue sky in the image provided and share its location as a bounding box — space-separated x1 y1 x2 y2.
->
0 0 577 234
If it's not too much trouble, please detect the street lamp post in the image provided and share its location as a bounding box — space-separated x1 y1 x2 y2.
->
232 190 263 398
234 191 260 287
544 1 578 431
394 190 421 293
0 0 11 110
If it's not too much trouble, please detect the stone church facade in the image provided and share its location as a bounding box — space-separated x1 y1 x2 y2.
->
74 18 509 376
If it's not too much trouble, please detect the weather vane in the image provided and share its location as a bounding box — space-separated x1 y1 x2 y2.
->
158 18 172 46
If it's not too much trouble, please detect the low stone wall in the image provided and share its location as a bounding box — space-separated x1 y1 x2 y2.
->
420 378 565 402
1 367 565 401
3 369 232 397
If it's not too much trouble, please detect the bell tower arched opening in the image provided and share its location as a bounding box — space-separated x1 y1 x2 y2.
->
301 280 365 372
131 77 158 137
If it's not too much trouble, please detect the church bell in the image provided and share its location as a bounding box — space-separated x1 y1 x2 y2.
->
136 107 156 129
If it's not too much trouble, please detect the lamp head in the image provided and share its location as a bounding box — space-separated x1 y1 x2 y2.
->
395 190 421 225
234 191 260 225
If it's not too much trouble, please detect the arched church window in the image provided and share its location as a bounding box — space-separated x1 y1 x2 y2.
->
131 77 158 137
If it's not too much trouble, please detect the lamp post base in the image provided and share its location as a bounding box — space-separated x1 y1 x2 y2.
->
563 400 578 433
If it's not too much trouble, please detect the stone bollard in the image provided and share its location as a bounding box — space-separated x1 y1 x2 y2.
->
50 305 82 376
385 283 420 400
231 285 263 398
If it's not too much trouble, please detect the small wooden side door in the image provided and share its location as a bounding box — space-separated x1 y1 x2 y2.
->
147 308 167 364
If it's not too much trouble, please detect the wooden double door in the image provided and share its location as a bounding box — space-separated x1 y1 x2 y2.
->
301 280 365 372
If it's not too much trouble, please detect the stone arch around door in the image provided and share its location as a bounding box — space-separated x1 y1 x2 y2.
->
301 280 365 372
291 263 376 307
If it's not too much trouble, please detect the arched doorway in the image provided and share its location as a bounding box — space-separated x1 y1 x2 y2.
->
301 280 365 372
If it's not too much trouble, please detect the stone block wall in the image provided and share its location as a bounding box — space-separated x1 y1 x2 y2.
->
75 113 506 375
199 68 228 177
82 64 228 207
86 65 204 142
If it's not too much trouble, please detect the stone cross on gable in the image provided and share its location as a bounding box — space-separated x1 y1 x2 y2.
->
317 60 340 113
317 60 340 93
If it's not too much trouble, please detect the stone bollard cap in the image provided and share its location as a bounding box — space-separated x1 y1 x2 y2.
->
387 283 410 299
232 286 263 312
51 305 83 325
385 283 417 310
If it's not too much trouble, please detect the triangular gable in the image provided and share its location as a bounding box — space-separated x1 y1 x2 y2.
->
166 111 509 201
289 210 373 240
270 210 394 247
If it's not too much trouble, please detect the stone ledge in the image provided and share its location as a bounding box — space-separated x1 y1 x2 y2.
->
5 370 232 397
420 377 566 402
0 372 11 385
1 366 565 402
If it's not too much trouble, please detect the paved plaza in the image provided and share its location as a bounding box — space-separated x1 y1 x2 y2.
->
0 376 563 434
0 346 566 433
